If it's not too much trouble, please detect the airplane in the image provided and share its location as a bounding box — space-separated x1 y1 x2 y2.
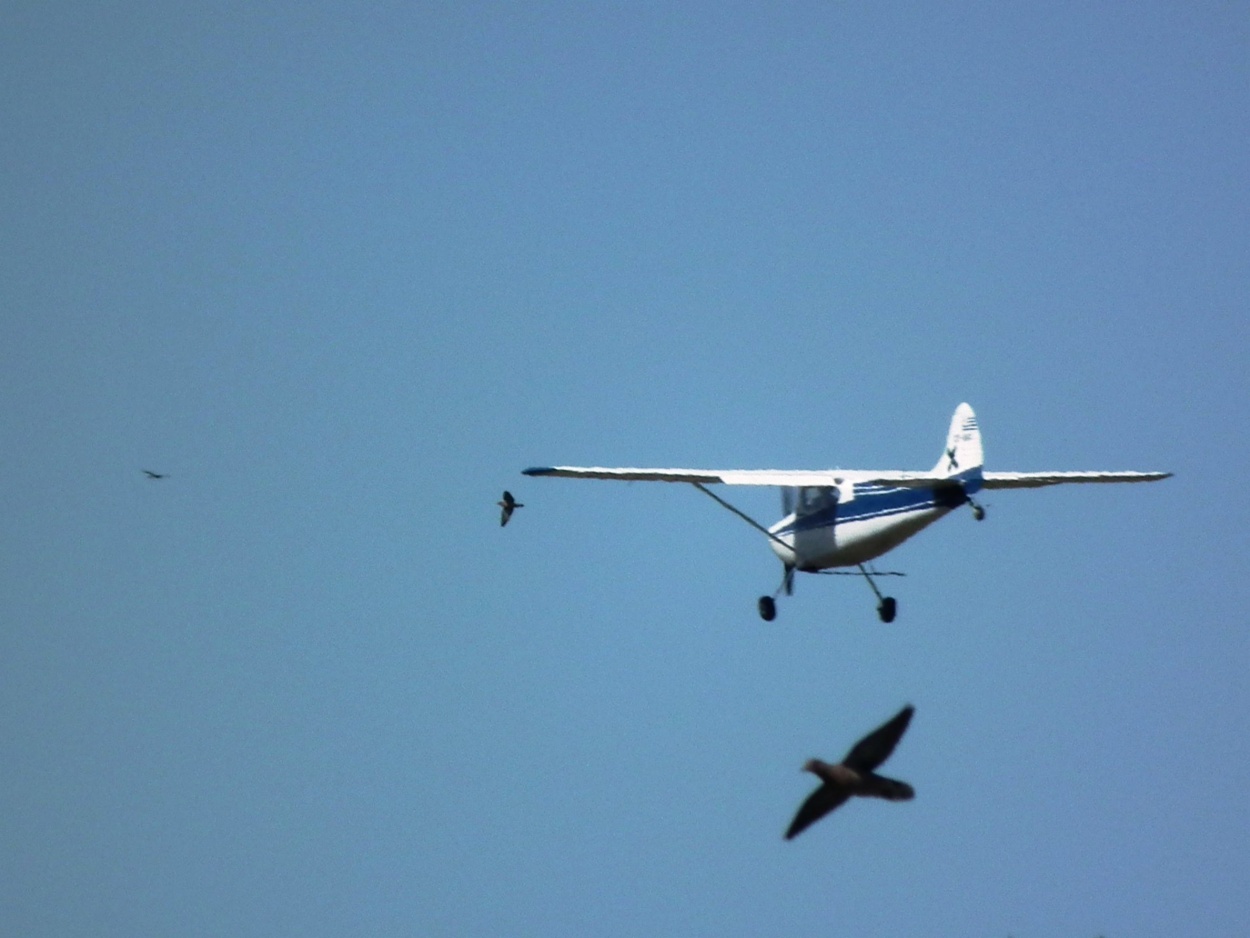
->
522 403 1170 623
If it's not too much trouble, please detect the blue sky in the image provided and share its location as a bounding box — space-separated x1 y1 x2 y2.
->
2 2 1247 935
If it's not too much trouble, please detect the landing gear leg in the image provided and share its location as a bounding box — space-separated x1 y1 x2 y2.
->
757 564 794 621
859 564 898 623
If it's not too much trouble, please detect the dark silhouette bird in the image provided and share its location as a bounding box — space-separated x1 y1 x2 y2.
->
498 490 523 526
784 704 915 840
143 470 167 480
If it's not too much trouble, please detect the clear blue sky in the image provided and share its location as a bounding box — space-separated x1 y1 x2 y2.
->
3 3 1247 935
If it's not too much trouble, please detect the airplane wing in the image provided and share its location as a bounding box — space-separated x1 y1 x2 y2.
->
522 466 947 487
524 466 1172 489
981 470 1172 489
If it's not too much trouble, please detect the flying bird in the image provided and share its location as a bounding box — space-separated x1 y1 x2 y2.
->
143 470 167 480
498 490 523 526
784 704 915 840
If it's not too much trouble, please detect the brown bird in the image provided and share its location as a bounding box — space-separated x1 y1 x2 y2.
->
784 704 915 839
498 490 524 526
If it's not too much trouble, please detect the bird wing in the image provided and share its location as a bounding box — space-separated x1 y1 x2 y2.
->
784 784 850 840
842 705 914 773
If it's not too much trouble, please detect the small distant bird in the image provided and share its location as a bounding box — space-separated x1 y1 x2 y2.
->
498 490 523 526
143 470 167 480
784 704 915 840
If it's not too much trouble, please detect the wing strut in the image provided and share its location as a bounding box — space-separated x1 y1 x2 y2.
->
691 483 794 556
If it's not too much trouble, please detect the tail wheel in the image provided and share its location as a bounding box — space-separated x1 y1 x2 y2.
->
877 597 897 623
758 596 777 622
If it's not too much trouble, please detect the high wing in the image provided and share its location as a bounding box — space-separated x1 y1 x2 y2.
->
981 471 1172 489
523 466 1171 489
522 466 946 487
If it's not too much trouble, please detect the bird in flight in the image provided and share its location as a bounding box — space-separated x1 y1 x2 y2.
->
785 704 915 840
143 470 168 480
498 490 523 526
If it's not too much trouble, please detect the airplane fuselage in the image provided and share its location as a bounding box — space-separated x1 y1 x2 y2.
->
768 477 979 570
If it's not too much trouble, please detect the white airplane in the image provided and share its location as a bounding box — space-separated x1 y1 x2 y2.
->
522 403 1170 623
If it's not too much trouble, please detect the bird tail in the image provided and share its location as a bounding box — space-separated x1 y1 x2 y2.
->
865 774 915 801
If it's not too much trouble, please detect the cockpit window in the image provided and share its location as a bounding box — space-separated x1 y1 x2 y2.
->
799 487 836 512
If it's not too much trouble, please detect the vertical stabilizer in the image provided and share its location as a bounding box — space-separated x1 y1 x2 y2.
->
932 403 983 477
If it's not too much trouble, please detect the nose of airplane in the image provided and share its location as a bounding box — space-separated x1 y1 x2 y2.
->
766 522 797 566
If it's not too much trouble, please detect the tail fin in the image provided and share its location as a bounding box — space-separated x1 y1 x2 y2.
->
932 403 983 478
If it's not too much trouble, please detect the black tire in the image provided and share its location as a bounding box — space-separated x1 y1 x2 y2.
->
758 596 777 622
877 597 897 623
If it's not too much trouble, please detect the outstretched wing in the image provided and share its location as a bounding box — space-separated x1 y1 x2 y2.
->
784 784 850 840
842 705 914 773
982 470 1171 489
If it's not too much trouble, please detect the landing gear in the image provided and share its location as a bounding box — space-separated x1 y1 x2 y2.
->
757 564 793 620
860 564 898 624
970 497 986 521
757 566 900 623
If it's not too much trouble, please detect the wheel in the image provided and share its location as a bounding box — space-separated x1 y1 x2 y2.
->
758 596 777 622
877 597 897 623
972 504 986 521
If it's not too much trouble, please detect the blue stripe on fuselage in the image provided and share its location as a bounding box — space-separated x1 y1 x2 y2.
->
776 470 982 535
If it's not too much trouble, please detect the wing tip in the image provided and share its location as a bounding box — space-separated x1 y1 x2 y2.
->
522 467 555 477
